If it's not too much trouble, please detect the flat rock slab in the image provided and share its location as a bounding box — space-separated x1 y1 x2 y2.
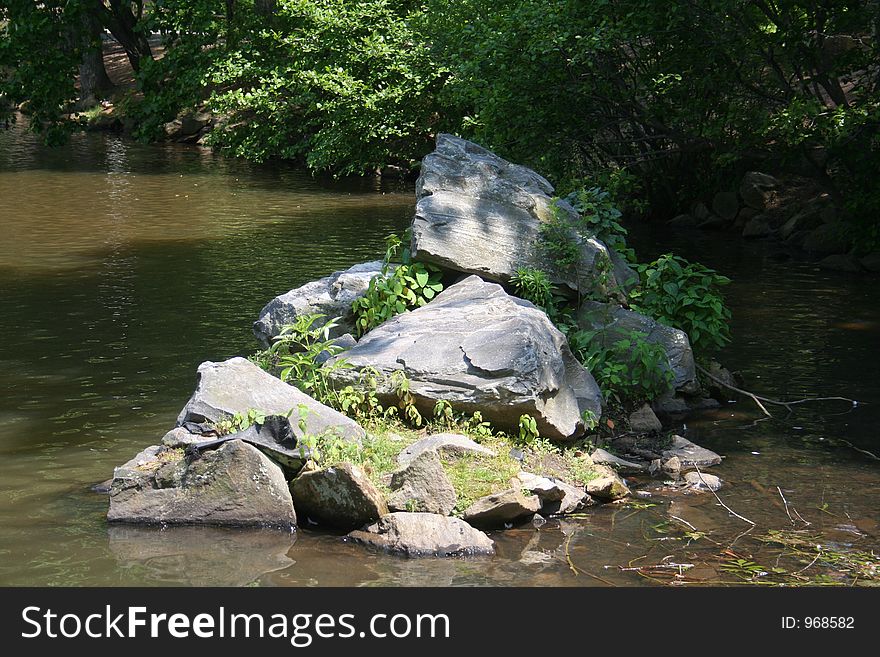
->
253 261 385 348
578 301 698 394
590 448 647 474
328 276 602 441
411 133 631 297
387 450 457 515
290 463 387 531
107 441 296 529
463 488 541 528
662 435 723 467
176 357 365 443
348 512 495 557
397 433 496 467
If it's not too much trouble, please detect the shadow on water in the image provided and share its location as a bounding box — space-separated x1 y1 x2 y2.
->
0 122 878 586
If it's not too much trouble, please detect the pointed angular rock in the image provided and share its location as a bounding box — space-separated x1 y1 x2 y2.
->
327 276 602 441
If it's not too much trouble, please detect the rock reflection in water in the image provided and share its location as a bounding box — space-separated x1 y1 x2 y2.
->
108 526 296 586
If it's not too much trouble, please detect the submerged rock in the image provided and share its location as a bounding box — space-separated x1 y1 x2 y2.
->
348 512 494 557
397 433 496 467
462 488 542 528
176 357 364 443
107 441 296 528
290 463 387 531
683 471 724 492
253 261 386 348
327 276 603 441
577 301 699 394
387 451 457 516
411 133 632 297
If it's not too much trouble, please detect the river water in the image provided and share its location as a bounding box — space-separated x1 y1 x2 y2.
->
1 123 878 586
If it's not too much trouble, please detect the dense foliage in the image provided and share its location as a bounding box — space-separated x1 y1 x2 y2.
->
3 2 877 241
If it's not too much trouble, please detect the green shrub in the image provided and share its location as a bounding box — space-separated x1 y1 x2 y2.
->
571 329 673 404
352 233 443 336
629 254 732 354
257 313 351 403
510 267 556 312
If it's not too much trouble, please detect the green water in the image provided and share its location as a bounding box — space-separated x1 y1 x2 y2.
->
1 122 878 586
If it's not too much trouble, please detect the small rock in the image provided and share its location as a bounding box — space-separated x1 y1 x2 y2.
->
684 471 723 492
516 472 566 504
712 192 739 221
629 403 663 433
661 456 682 476
698 215 728 230
662 435 722 467
160 426 202 448
860 252 880 272
463 488 542 528
740 172 777 210
397 433 496 467
387 451 457 515
693 202 710 220
290 463 387 530
818 254 862 272
348 512 494 557
585 465 630 501
742 216 772 238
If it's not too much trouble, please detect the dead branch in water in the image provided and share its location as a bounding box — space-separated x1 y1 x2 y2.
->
693 463 756 526
697 364 858 418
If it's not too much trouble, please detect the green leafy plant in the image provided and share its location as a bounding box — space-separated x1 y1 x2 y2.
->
563 186 633 260
517 414 540 445
629 254 732 354
213 408 268 436
572 329 673 404
510 267 556 312
258 314 351 405
352 233 443 337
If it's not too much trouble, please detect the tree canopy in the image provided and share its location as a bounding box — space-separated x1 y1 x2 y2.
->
2 1 878 247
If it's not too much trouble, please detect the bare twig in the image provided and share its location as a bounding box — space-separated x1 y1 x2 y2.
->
777 486 796 525
669 515 698 532
838 439 880 461
697 365 858 418
693 464 756 526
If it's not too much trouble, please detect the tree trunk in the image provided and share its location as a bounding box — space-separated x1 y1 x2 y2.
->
95 0 153 74
77 10 114 107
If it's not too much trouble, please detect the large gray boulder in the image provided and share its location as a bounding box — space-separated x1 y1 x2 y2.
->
253 261 385 348
176 357 364 443
411 133 632 297
327 276 603 441
577 301 699 394
348 512 495 557
387 450 457 515
290 463 388 531
107 441 296 528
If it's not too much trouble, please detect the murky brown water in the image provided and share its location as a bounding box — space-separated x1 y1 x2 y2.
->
1 122 878 586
